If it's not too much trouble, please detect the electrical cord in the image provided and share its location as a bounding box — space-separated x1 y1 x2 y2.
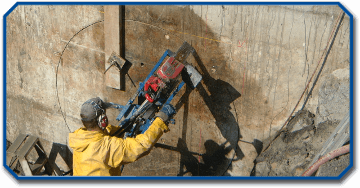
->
261 10 345 153
300 12 345 110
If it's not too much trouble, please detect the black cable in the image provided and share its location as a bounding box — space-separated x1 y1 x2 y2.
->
56 20 104 133
300 12 345 111
120 164 125 174
261 11 345 155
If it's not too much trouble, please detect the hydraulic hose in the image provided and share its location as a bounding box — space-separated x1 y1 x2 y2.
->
301 144 350 176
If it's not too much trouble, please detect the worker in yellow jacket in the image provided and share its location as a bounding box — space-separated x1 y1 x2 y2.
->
69 97 175 176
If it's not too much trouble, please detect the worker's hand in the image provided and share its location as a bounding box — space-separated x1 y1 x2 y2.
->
156 104 176 123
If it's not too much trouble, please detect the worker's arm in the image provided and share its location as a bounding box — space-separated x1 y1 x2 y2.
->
122 117 169 162
105 124 123 136
106 117 169 168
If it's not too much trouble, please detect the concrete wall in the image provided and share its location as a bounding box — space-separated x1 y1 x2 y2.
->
6 5 350 176
6 5 105 144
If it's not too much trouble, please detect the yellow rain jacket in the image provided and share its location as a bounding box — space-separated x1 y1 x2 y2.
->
69 117 169 176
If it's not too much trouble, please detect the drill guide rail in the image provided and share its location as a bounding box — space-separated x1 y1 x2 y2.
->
111 42 202 138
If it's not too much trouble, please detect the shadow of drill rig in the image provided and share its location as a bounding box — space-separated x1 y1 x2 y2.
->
174 50 244 176
176 138 233 176
154 139 233 176
118 5 252 176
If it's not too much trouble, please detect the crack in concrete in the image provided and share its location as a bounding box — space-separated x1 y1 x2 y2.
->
303 17 308 77
228 6 238 65
264 10 276 104
219 5 226 38
269 7 287 137
286 7 295 116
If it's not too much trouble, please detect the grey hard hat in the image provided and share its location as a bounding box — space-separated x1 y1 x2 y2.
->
80 97 110 122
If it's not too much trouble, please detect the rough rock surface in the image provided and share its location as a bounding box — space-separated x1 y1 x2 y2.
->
315 68 350 125
253 68 350 177
253 110 340 176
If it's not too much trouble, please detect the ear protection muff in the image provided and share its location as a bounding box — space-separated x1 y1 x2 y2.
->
98 114 108 130
84 99 107 130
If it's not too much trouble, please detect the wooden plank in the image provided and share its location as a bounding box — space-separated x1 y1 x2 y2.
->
104 5 121 89
6 153 18 169
9 158 19 170
7 134 27 154
30 158 48 175
16 136 39 158
6 153 15 166
19 157 32 176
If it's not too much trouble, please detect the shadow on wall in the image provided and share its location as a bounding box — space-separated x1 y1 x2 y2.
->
114 5 270 176
48 142 73 176
194 50 244 159
177 138 233 176
174 49 243 175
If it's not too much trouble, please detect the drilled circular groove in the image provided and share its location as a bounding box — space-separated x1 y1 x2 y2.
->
55 20 104 133
57 6 240 176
